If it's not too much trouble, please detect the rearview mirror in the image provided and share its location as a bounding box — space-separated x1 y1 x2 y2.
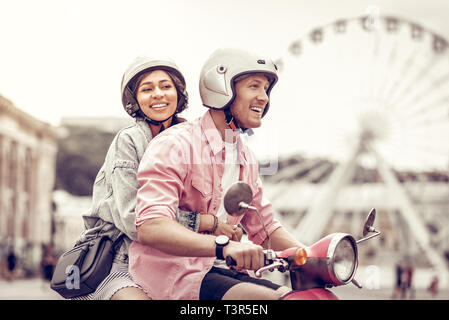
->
223 182 253 217
363 208 376 237
357 208 381 244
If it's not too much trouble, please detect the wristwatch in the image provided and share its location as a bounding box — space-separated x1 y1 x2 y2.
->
215 235 230 260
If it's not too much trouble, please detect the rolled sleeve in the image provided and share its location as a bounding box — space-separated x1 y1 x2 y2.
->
135 205 176 226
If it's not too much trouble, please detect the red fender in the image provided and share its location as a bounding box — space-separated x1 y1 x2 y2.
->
280 288 339 300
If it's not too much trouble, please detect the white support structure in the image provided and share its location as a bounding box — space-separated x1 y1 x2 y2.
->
292 139 449 288
371 148 449 288
293 144 361 245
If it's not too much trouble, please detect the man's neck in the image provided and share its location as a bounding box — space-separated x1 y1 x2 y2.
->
209 109 239 143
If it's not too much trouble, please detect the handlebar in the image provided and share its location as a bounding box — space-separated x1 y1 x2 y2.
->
225 249 287 277
225 255 237 267
225 249 274 267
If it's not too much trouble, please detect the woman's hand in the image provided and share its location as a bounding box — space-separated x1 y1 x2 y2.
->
214 222 243 242
198 214 243 242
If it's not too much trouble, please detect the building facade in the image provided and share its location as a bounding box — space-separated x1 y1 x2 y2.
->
0 94 58 276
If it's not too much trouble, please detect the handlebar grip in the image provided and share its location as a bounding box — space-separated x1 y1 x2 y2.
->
225 256 237 266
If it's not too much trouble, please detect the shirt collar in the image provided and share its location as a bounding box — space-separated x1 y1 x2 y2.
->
200 110 248 165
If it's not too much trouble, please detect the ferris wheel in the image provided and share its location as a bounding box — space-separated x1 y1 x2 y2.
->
274 14 449 172
273 15 449 286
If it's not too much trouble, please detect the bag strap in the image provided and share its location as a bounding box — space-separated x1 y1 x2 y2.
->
111 233 126 251
73 243 90 268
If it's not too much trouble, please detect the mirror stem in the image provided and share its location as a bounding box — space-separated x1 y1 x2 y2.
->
239 202 272 251
356 229 381 244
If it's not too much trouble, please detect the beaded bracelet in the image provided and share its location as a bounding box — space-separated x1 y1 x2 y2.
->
210 214 219 234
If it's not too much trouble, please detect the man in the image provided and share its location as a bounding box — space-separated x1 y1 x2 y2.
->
129 48 304 300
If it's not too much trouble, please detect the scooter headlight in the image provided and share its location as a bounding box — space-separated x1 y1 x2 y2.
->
326 234 357 285
333 238 357 283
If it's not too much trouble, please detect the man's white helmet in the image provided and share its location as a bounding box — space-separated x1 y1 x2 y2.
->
121 56 187 118
199 48 278 118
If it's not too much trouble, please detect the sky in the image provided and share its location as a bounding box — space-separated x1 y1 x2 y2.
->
1 0 449 170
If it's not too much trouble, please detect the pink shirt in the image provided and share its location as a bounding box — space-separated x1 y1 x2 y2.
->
128 110 281 300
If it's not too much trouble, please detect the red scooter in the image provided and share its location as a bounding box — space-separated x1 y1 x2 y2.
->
223 182 381 300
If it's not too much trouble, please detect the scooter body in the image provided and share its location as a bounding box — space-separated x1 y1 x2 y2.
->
281 288 339 300
224 182 381 300
274 233 358 300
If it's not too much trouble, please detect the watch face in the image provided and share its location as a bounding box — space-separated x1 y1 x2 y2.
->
216 235 229 245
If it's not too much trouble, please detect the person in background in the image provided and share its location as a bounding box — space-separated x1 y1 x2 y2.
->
391 259 403 299
428 275 439 298
6 249 16 281
41 244 57 285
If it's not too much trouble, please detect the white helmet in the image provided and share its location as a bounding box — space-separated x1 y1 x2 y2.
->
121 56 188 121
199 48 278 119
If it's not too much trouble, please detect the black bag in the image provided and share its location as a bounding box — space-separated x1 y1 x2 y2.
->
50 234 124 299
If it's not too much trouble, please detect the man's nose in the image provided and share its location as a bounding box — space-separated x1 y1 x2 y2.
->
257 90 269 104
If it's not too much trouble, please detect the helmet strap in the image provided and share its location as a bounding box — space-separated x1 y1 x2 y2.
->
140 110 176 135
223 108 254 136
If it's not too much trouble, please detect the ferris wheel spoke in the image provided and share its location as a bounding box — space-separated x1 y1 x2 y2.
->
374 20 424 105
394 72 449 120
365 28 382 100
380 21 428 106
391 56 449 114
389 53 442 111
387 39 444 109
401 95 449 126
380 44 420 106
375 39 401 102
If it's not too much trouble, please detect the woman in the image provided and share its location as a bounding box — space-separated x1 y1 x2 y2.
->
74 56 242 300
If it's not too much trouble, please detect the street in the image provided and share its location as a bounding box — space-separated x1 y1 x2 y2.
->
1 277 449 300
0 278 62 300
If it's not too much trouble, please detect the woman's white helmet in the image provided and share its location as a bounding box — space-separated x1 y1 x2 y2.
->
121 56 187 119
199 48 278 118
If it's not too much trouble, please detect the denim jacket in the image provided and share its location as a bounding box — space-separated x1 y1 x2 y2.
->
75 117 200 264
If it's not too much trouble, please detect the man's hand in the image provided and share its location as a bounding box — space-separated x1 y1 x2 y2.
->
215 223 243 242
222 241 265 271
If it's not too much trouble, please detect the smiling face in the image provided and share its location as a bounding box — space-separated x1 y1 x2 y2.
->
135 70 178 122
229 74 270 129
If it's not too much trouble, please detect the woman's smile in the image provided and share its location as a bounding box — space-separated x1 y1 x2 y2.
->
136 70 178 122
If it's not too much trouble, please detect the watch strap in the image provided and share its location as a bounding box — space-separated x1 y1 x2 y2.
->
216 244 225 260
